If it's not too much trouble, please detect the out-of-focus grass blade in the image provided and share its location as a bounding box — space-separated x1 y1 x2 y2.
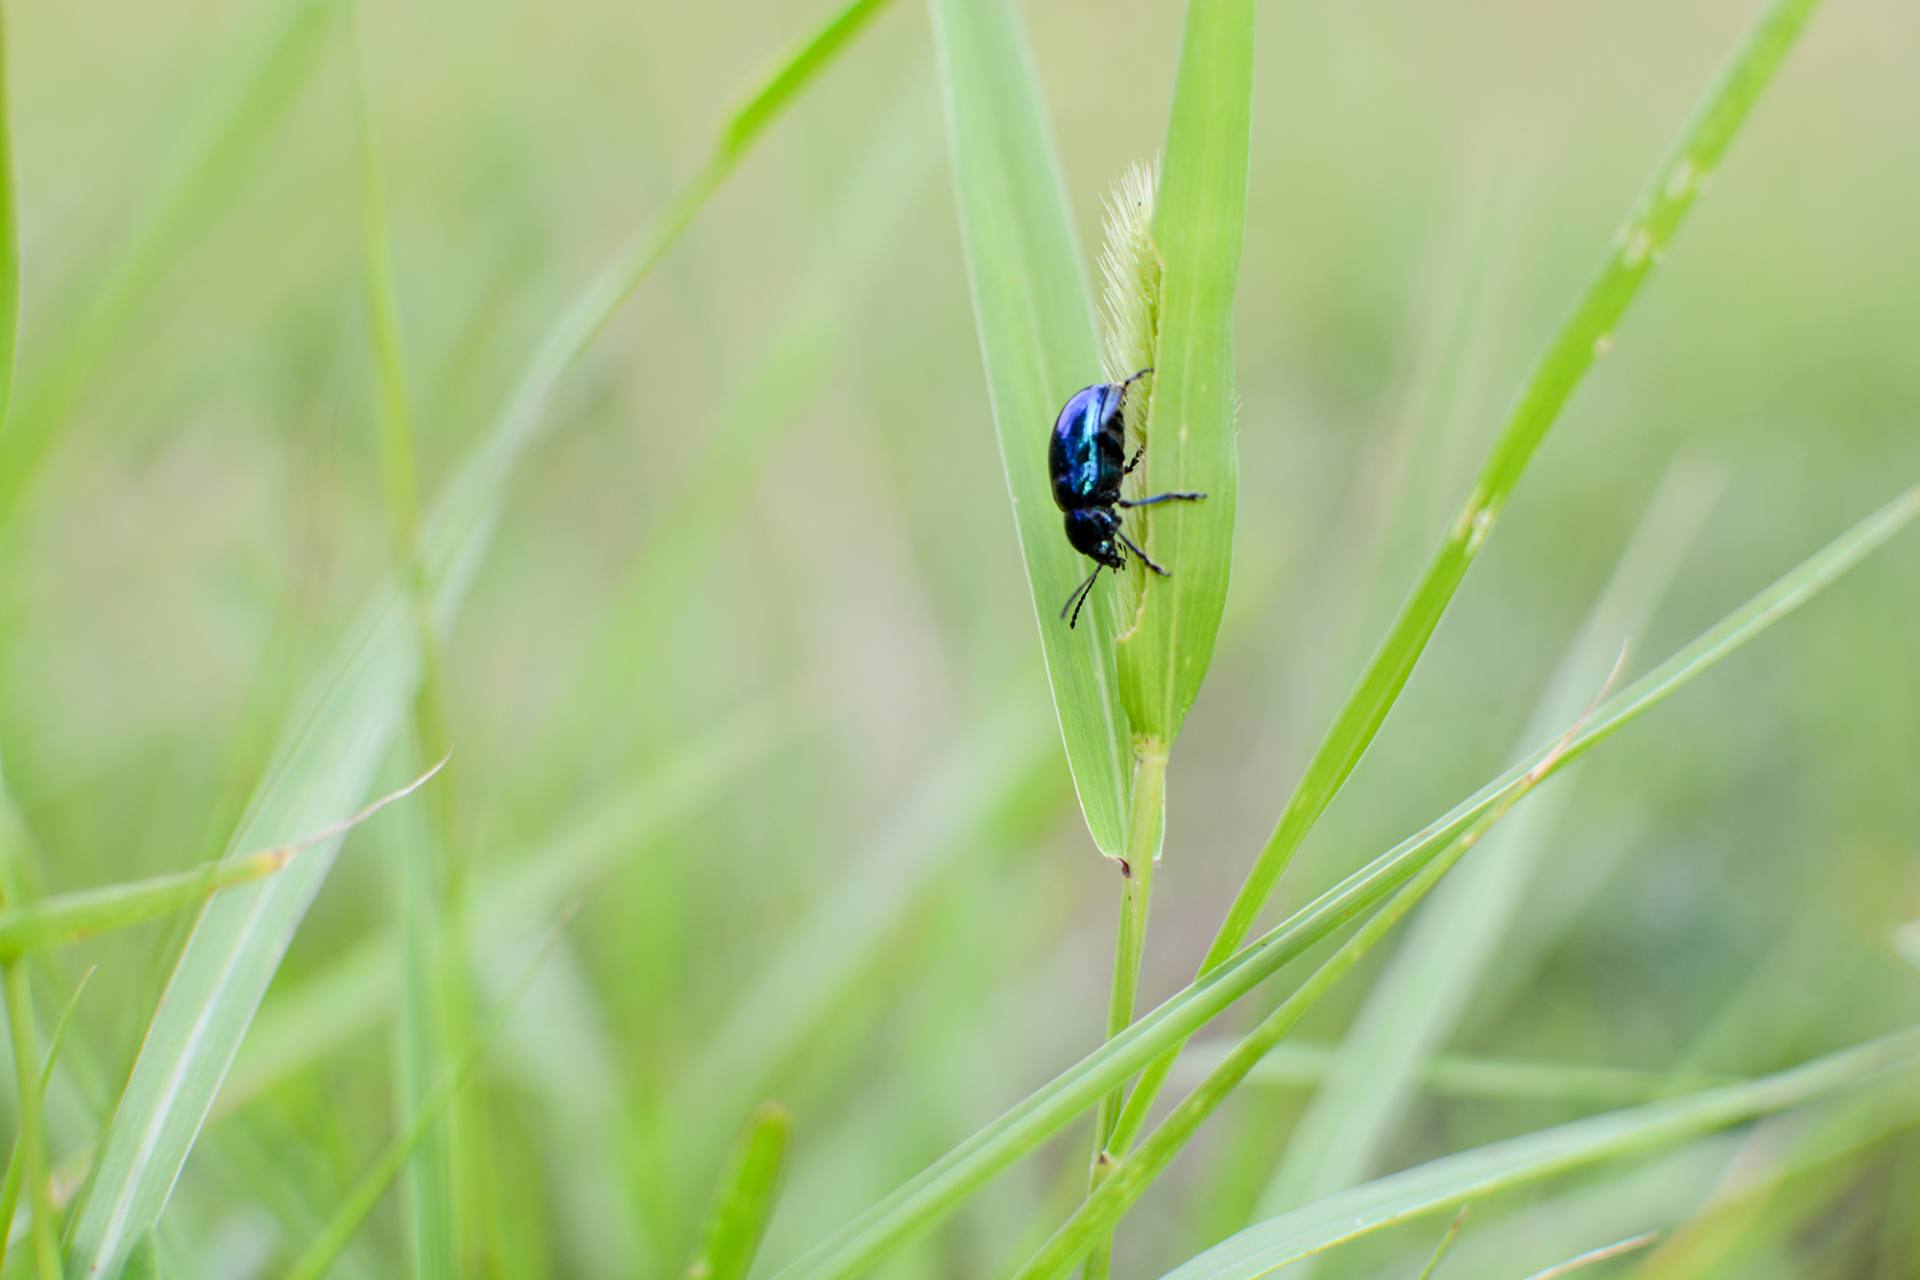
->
1114 0 1826 1157
685 1102 792 1280
1154 1031 1920 1280
0 853 285 961
0 0 340 522
0 966 92 1261
0 0 18 428
1255 464 1717 1219
220 701 786 1112
926 0 1128 857
282 920 565 1280
1521 1231 1658 1279
1413 1208 1468 1280
349 15 459 1274
61 1 889 1269
683 698 1049 1132
770 488 1919 1278
1114 0 1248 745
1173 1040 1736 1108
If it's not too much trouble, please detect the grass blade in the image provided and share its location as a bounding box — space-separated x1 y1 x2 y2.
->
0 854 285 961
0 0 341 523
1175 1040 1735 1108
282 919 565 1280
1111 0 1827 1157
927 0 1128 857
1253 465 1716 1218
685 1102 792 1280
3 965 55 1278
61 3 887 1267
1018 686 1604 1278
1113 0 1249 746
1155 1032 1920 1280
0 0 17 429
770 487 1918 1278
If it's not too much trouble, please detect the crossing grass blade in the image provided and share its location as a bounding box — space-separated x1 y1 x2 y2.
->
58 3 893 1271
926 0 1129 857
768 487 1919 1278
1155 1030 1920 1280
1107 0 1828 1160
1113 0 1249 746
685 1102 793 1280
1253 465 1716 1219
0 852 286 961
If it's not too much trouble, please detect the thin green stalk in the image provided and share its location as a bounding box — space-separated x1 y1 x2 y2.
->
1107 0 1824 1159
282 917 567 1280
1414 1210 1469 1280
1017 717 1582 1278
1085 747 1166 1280
4 964 56 1279
0 0 18 429
350 15 462 1274
770 486 1918 1279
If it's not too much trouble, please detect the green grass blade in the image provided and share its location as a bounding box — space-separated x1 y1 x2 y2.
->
222 706 786 1112
0 0 340 523
60 4 886 1269
685 1102 792 1280
1155 1031 1920 1280
1254 466 1715 1218
1175 1040 1736 1109
1413 1210 1468 1280
3 965 56 1278
927 0 1127 857
0 966 91 1264
1115 0 1826 1155
1114 0 1249 745
770 488 1918 1278
0 0 17 430
0 853 284 961
282 921 563 1280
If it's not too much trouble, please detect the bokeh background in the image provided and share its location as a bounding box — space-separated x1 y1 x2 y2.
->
3 0 1917 1274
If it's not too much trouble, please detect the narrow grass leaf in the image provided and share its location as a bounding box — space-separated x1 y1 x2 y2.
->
0 966 92 1263
3 965 56 1277
61 4 886 1269
1156 1030 1920 1280
1175 1040 1736 1108
1520 1231 1659 1280
282 920 565 1280
1255 465 1716 1218
1114 0 1249 745
222 703 786 1114
771 488 1918 1278
0 854 286 962
1414 1209 1469 1280
1117 0 1827 1155
0 0 341 522
927 0 1128 857
0 0 18 428
686 1102 792 1280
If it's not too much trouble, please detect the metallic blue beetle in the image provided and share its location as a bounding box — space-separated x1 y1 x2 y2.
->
1048 367 1206 628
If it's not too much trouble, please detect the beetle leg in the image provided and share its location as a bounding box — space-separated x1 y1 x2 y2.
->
1117 531 1169 577
1124 446 1146 476
1118 490 1206 508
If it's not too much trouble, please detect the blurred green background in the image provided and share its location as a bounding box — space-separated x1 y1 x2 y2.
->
2 0 1917 1274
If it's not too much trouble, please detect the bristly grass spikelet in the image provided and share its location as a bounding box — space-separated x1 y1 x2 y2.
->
1097 160 1161 637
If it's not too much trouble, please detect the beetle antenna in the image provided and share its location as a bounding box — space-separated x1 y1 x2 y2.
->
1061 564 1102 627
1119 366 1154 391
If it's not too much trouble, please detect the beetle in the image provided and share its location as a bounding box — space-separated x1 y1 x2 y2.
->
1049 367 1206 628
